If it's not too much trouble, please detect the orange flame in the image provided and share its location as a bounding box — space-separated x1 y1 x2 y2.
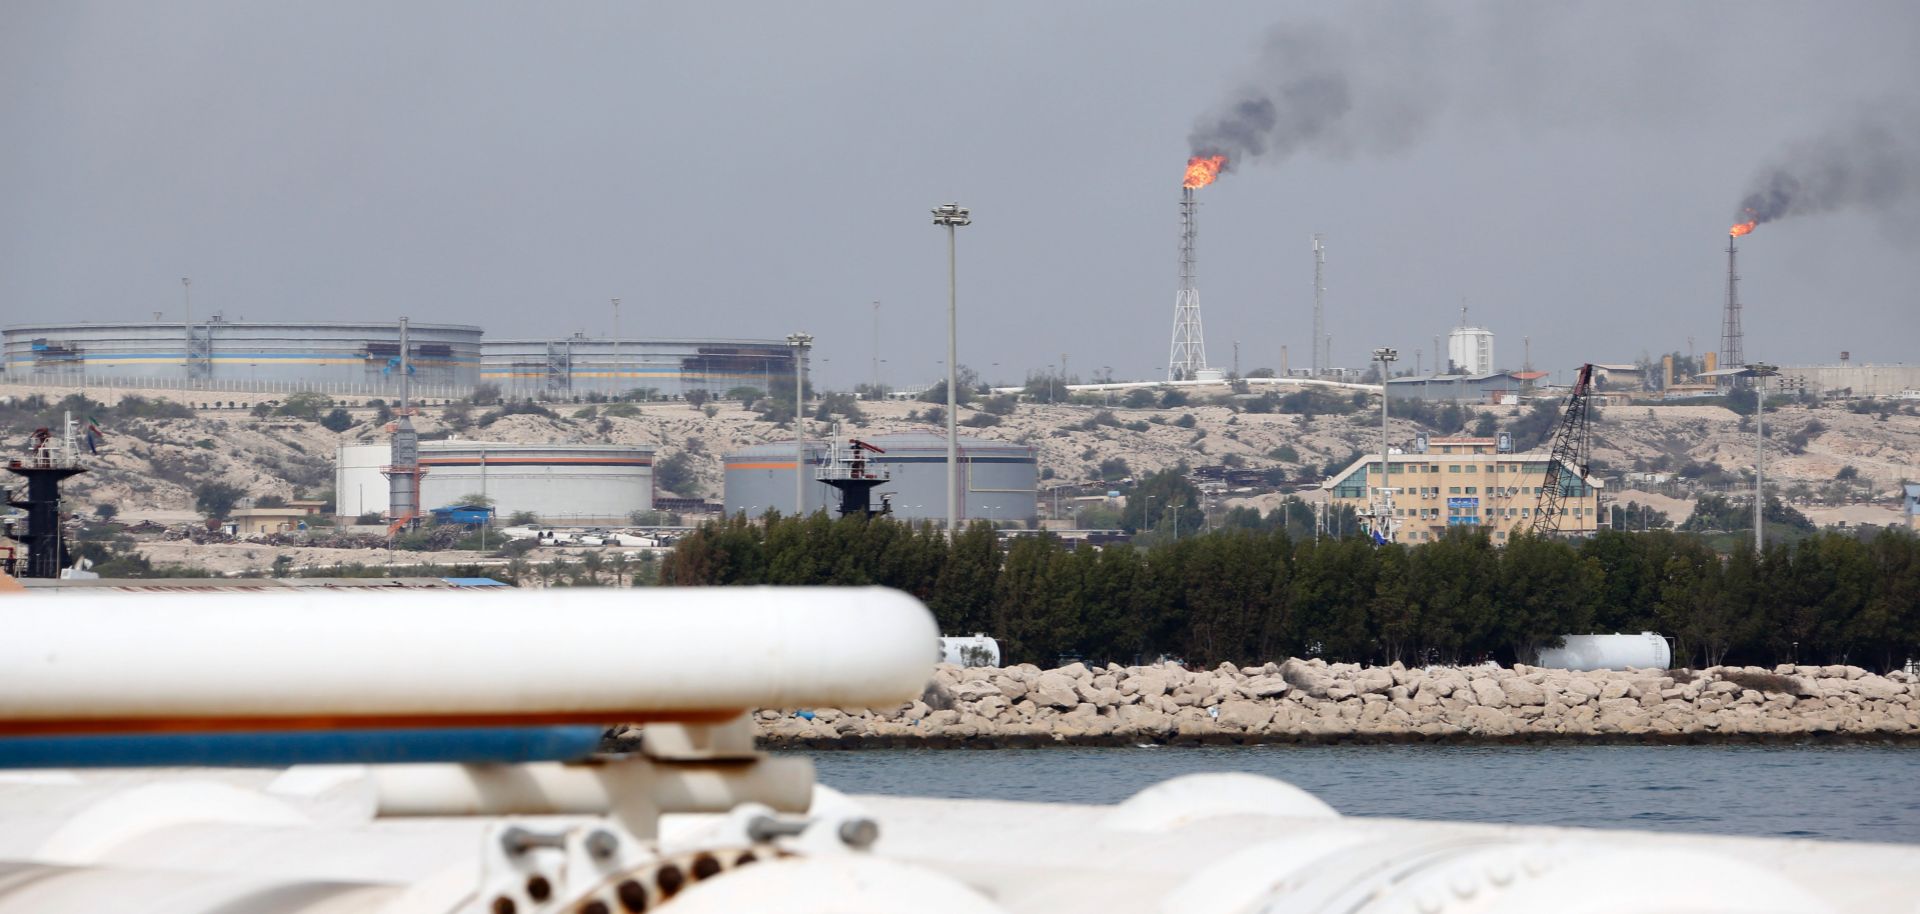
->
1183 154 1227 189
1730 220 1755 237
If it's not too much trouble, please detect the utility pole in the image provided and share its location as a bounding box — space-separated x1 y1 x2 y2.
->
871 301 881 394
611 298 621 397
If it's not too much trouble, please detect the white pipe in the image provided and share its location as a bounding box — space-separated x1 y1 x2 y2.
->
0 588 936 732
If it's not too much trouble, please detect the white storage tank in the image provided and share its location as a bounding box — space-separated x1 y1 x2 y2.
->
1535 632 1672 671
418 441 654 526
940 635 1002 668
335 442 392 520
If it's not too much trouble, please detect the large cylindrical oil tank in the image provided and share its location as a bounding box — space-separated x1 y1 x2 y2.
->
479 336 801 397
334 443 392 520
723 433 1037 526
418 441 653 525
1535 632 1672 671
2 320 481 388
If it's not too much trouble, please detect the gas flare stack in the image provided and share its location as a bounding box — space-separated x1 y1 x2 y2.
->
1721 215 1755 390
1168 155 1225 382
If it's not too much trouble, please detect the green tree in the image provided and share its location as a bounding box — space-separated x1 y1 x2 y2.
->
655 451 700 496
194 482 246 519
1121 470 1203 536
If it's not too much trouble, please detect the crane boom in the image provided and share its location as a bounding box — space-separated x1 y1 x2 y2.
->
1530 363 1595 537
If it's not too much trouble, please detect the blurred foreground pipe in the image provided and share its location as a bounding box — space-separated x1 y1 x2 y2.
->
373 755 815 837
0 587 936 735
0 726 605 769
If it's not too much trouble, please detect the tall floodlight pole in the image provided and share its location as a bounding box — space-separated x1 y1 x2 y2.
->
932 203 971 538
1373 347 1399 542
871 301 881 394
611 298 621 398
1311 235 1326 378
1747 362 1778 552
787 333 813 516
181 278 193 381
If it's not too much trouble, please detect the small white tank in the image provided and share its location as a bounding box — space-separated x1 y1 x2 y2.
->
1536 632 1672 671
940 635 1001 668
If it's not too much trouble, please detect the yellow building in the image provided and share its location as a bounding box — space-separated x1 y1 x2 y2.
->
227 507 314 537
1322 437 1604 543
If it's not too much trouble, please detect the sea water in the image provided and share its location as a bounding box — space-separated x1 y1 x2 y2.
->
800 743 1920 843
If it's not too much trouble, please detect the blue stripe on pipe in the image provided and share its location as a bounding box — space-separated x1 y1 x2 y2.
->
0 726 606 769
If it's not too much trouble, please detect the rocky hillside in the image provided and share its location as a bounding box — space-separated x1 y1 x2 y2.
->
6 381 1915 522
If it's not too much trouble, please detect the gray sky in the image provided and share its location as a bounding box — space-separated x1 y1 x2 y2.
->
4 2 1917 389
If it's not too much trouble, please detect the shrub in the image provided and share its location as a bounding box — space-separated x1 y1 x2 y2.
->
319 407 355 432
962 413 1001 428
1174 413 1197 429
1269 445 1299 463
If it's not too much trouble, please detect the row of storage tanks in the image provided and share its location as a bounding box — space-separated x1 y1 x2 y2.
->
336 433 1038 526
3 320 799 396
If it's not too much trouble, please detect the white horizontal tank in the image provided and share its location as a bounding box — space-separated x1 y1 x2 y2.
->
1536 632 1672 671
940 635 1001 667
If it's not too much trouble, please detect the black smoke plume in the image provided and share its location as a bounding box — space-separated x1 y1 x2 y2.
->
1737 113 1920 227
1188 18 1440 173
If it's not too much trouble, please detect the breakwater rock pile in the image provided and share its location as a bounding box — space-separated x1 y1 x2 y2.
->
753 658 1920 747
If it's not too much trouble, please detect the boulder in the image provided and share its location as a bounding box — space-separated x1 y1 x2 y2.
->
1245 675 1292 698
1354 667 1395 695
1461 706 1514 736
1851 675 1903 702
1029 672 1081 709
952 680 1001 702
1468 677 1508 709
1215 700 1276 732
1501 678 1548 707
1279 658 1335 698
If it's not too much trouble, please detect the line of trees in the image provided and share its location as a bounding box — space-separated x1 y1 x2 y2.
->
662 514 1920 672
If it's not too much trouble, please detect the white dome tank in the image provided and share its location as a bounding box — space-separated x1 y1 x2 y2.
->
1536 632 1672 671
